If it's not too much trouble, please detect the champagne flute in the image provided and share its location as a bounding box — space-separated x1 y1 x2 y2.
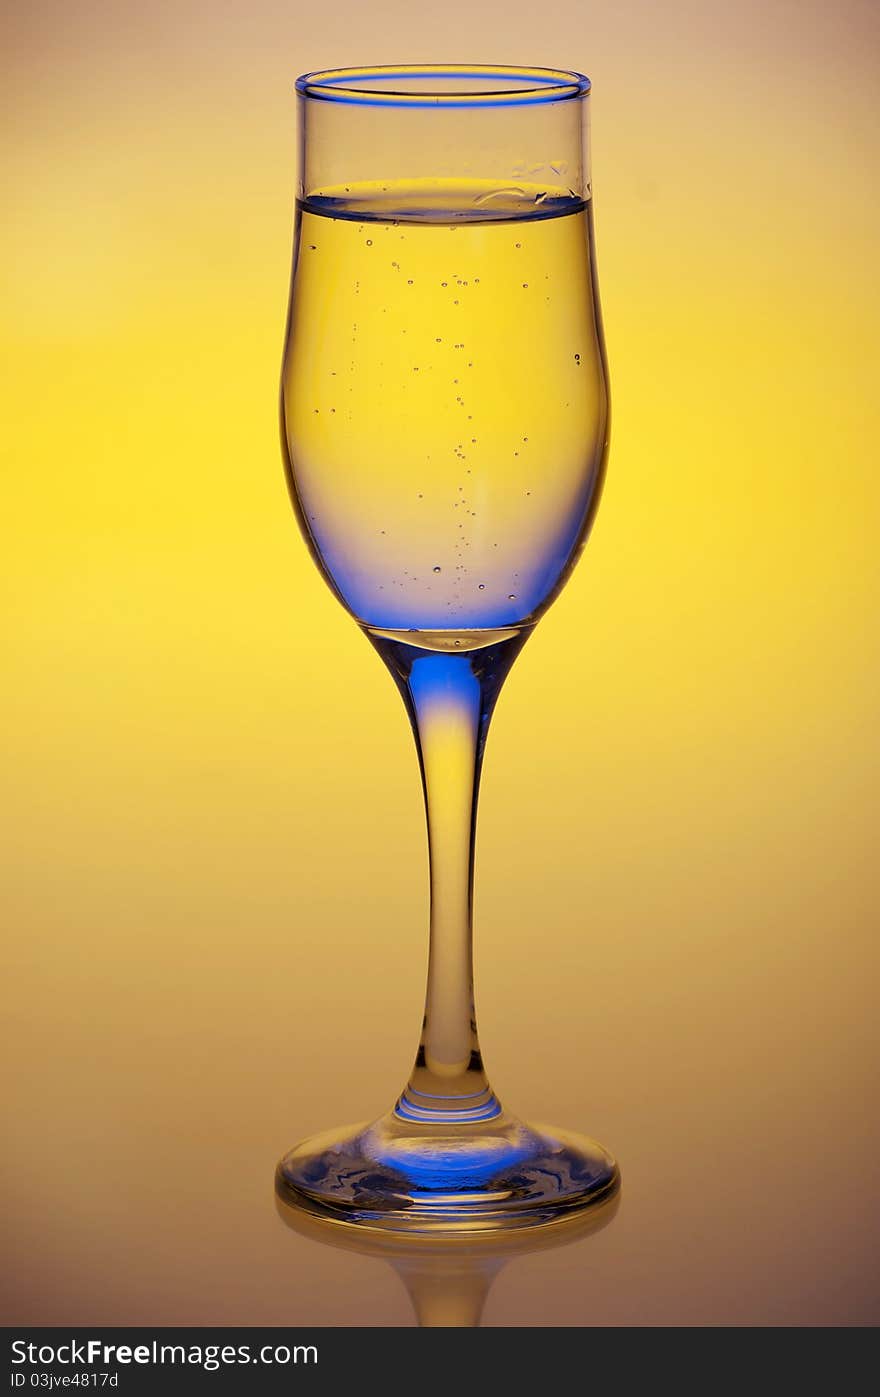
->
277 64 617 1232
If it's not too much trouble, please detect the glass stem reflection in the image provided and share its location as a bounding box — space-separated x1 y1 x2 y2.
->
368 629 530 1125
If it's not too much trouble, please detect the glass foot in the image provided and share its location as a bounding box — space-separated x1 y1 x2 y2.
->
276 1108 619 1234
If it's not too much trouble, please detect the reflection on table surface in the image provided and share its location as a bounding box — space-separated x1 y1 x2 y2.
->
275 1189 621 1327
4 1080 879 1325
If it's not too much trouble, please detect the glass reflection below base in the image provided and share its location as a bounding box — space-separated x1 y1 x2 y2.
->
276 1109 619 1235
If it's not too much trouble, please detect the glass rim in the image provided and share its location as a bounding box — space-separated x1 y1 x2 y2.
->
295 64 591 109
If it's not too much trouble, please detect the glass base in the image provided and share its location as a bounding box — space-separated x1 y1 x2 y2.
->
276 1108 619 1235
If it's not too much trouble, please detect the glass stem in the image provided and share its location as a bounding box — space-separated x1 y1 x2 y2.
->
368 630 528 1125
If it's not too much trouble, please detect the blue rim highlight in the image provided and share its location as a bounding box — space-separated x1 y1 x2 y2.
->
296 64 591 109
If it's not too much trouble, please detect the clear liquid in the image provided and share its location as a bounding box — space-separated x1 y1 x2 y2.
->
281 180 608 634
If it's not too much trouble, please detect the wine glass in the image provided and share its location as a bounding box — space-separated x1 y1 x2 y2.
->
277 64 617 1232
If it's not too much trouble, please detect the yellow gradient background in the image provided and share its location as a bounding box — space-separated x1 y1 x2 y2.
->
2 1 878 1324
